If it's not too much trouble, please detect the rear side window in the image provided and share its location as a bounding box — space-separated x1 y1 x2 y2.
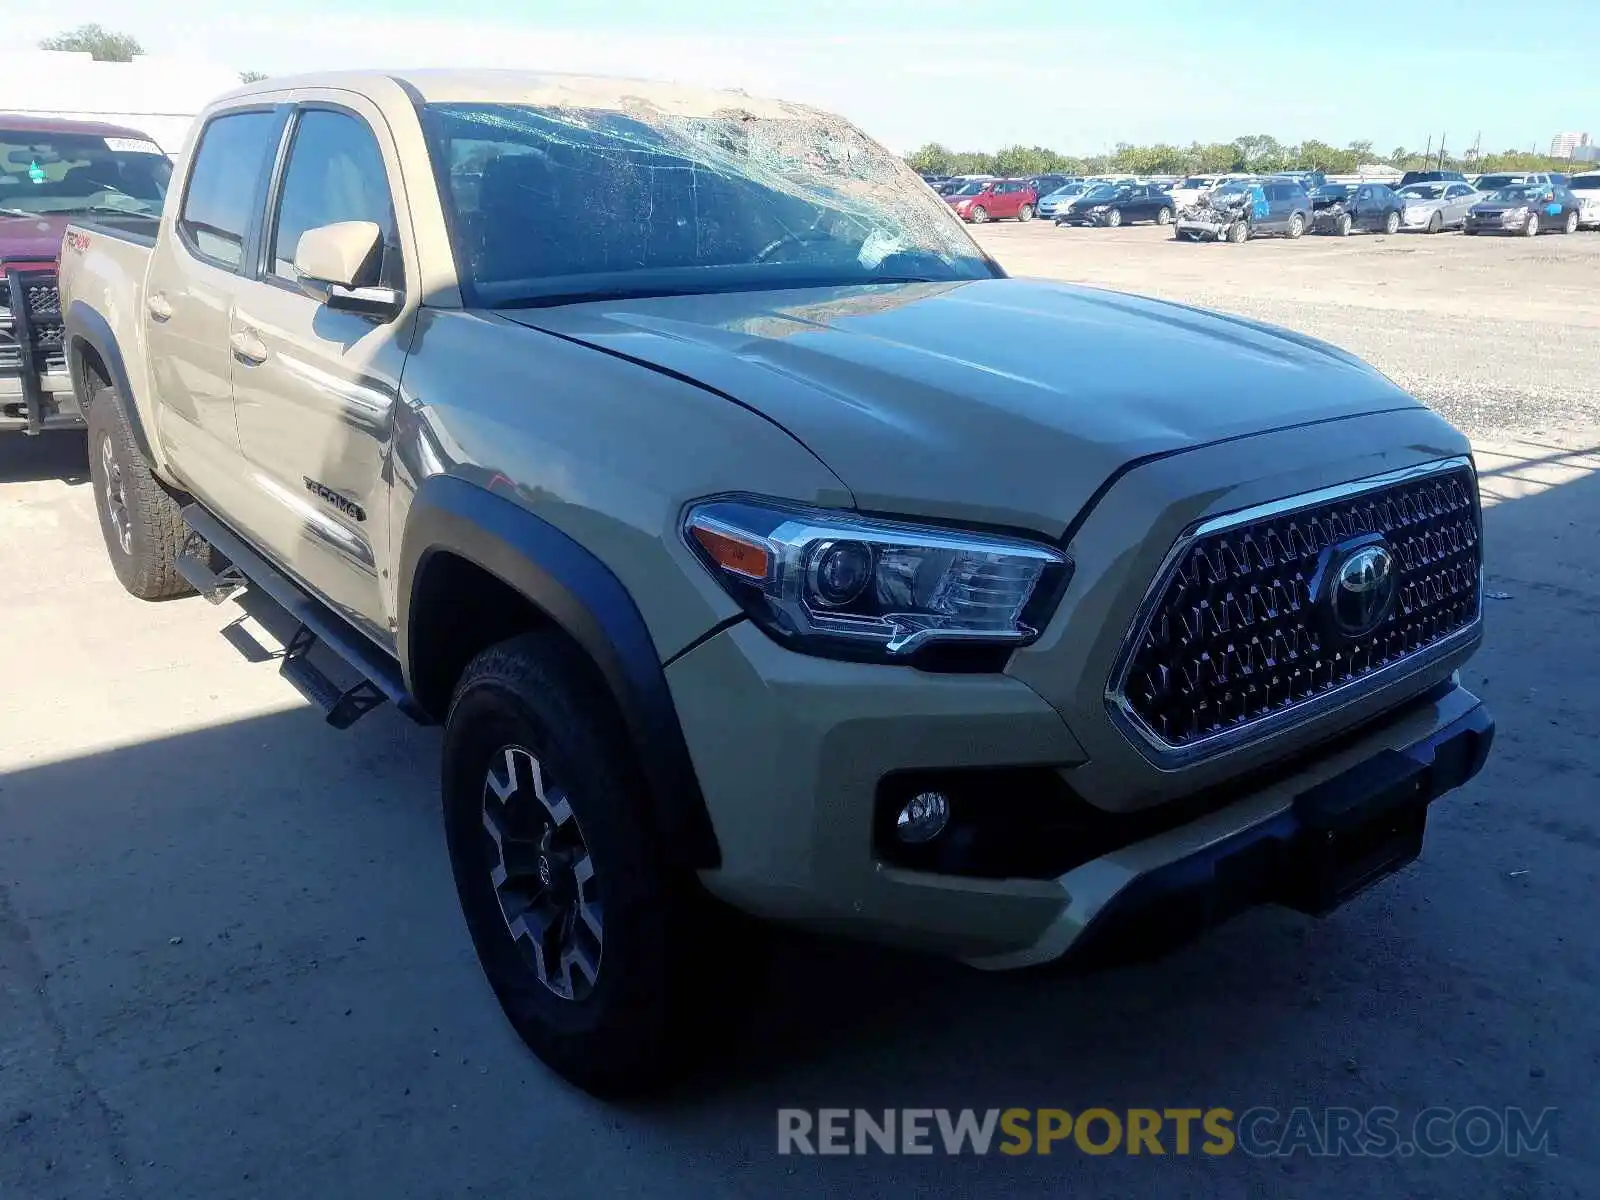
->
269 109 398 286
179 110 282 270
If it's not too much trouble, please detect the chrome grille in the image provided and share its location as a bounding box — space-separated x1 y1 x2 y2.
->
1110 459 1482 760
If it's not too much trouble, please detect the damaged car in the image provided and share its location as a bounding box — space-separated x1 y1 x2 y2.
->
1313 183 1405 236
1173 178 1308 242
1462 183 1583 236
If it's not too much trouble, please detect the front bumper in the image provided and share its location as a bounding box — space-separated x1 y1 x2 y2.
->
667 617 1493 968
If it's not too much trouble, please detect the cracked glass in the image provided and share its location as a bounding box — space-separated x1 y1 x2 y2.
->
421 101 998 307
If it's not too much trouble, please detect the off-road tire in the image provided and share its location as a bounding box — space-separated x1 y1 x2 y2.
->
442 632 715 1098
85 388 194 601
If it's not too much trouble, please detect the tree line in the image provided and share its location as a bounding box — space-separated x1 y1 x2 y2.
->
906 135 1583 179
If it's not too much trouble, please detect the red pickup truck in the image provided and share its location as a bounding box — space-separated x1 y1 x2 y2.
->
1 115 170 435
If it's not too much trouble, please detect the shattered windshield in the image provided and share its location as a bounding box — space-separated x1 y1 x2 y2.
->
422 103 996 306
0 131 170 217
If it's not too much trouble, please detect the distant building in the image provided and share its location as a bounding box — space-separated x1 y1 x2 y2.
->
0 50 244 155
1550 131 1591 159
1573 144 1600 164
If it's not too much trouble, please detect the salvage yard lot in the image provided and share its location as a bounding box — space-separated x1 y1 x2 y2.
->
2 224 1598 1199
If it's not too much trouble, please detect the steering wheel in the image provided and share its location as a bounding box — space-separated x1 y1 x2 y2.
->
754 229 839 263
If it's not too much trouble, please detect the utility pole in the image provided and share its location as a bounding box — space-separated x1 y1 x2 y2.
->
1424 134 1433 165
1437 132 1447 169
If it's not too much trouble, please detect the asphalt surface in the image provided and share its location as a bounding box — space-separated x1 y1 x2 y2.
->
2 223 1598 1198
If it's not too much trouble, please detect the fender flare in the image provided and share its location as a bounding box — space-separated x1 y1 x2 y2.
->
397 474 721 869
64 300 156 466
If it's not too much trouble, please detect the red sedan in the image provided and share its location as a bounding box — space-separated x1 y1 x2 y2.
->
944 178 1039 223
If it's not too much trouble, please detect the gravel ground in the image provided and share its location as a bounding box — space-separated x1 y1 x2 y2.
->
977 221 1600 438
2 224 1598 1199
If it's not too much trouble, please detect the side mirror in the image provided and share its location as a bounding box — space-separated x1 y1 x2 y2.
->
293 220 402 319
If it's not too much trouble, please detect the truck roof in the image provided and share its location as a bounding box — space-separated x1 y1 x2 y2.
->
0 112 157 139
225 69 809 119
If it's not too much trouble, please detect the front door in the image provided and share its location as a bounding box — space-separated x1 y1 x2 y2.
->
229 101 415 648
142 107 286 512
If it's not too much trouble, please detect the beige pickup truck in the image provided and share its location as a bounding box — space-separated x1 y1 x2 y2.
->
60 70 1493 1098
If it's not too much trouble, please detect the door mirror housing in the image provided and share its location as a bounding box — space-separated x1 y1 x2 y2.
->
292 220 403 319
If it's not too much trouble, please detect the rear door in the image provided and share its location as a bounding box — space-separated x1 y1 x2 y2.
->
228 98 416 647
990 181 1021 218
142 106 287 511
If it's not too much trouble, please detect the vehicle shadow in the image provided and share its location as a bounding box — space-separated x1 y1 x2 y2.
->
0 427 89 484
0 441 1593 1199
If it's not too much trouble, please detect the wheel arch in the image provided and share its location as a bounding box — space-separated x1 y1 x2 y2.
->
64 300 157 467
398 473 721 869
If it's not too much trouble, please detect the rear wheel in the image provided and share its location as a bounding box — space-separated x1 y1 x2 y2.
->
85 388 194 601
443 633 723 1098
1383 210 1401 235
1017 203 1034 223
1563 209 1579 234
1287 212 1305 239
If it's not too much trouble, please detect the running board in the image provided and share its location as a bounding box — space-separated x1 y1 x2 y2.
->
177 504 427 728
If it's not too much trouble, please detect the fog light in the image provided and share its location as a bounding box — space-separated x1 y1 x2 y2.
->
895 791 951 844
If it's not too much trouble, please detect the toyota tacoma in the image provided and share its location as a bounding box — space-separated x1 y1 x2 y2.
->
60 70 1493 1097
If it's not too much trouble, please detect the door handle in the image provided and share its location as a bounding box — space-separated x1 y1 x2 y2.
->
229 329 268 366
146 294 173 322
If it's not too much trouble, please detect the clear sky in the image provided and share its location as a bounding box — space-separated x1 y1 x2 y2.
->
8 0 1599 156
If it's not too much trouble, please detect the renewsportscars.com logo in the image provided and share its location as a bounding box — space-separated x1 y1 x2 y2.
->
777 1106 1558 1158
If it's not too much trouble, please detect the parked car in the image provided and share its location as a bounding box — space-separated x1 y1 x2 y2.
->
945 178 1038 223
59 68 1494 1100
1314 183 1405 236
1 115 170 435
1462 183 1584 236
1026 173 1077 198
1272 170 1326 193
1167 174 1225 209
1470 171 1553 193
1036 182 1093 220
1175 178 1310 241
1055 182 1174 227
1395 181 1480 233
1310 183 1351 211
1568 172 1600 229
1398 169 1468 188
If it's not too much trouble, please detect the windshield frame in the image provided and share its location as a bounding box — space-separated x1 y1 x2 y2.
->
419 101 1002 309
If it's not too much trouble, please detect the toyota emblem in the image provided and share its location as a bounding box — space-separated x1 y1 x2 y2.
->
1330 543 1397 638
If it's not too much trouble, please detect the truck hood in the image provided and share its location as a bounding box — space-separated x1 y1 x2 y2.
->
503 278 1423 535
0 213 67 262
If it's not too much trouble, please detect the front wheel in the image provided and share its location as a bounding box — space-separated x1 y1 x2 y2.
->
1287 212 1305 239
1336 213 1353 237
1383 210 1401 235
85 388 195 601
1227 220 1249 244
443 633 712 1098
1427 211 1443 233
967 205 988 224
1155 206 1173 226
1106 208 1123 228
1017 203 1034 223
1524 213 1540 237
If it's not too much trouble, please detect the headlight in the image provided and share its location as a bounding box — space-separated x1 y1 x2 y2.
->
1090 204 1109 212
684 498 1072 663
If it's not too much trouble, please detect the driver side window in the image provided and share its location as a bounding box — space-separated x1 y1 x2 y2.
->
269 109 400 288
